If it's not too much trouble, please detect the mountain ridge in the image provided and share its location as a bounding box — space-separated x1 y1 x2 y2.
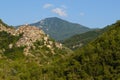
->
29 17 91 40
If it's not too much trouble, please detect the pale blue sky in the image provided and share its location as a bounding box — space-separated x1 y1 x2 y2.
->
0 0 120 28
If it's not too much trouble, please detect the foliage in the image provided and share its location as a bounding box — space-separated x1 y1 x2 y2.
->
30 39 72 65
0 20 120 80
27 20 120 80
61 29 106 50
60 21 120 80
0 31 24 60
4 47 24 60
0 31 20 49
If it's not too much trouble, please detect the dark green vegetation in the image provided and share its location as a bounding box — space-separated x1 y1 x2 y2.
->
29 39 72 65
0 19 72 80
61 29 102 50
0 31 24 60
30 17 90 40
61 24 109 50
73 21 120 79
0 19 120 80
42 20 120 80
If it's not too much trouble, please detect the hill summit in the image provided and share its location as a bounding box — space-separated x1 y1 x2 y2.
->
30 17 90 40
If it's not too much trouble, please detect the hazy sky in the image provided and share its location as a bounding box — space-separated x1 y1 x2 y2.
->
0 0 120 28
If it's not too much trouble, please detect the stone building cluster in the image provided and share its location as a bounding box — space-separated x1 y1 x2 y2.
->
15 25 63 55
0 23 63 56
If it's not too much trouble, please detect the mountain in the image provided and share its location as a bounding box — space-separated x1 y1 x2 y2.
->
38 20 120 80
30 17 91 40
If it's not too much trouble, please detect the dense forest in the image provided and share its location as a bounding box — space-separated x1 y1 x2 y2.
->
61 25 109 50
35 20 120 80
0 20 120 80
61 29 102 50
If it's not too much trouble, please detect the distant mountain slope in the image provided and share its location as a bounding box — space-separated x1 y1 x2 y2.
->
61 26 109 50
30 17 91 40
61 29 102 49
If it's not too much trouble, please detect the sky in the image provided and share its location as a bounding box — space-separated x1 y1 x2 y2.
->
0 0 120 28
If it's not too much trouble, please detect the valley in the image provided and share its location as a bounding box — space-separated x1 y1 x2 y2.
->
0 18 120 80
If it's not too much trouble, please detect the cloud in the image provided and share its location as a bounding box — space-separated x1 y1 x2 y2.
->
43 3 53 9
52 8 67 17
80 12 85 16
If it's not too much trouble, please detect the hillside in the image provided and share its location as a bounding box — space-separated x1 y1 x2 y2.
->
61 24 110 50
42 20 120 80
30 17 90 40
61 29 102 49
1 19 120 80
0 20 72 80
72 20 120 79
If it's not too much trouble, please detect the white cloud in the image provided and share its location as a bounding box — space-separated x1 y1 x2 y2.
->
52 8 67 17
43 3 53 9
80 12 85 16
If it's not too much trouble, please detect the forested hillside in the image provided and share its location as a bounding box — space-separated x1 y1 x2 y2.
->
61 25 110 50
0 19 120 80
0 19 72 80
73 20 120 79
61 29 102 50
43 20 120 80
